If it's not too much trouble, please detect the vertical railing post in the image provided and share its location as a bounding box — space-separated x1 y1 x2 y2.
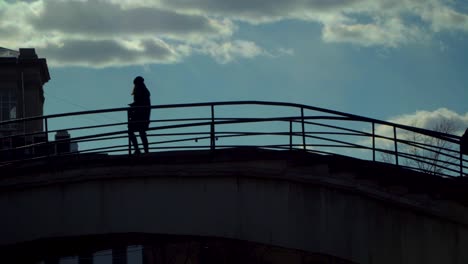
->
289 120 293 150
393 126 399 166
127 109 131 155
210 105 215 151
301 108 306 150
372 122 375 162
460 144 463 177
44 117 50 157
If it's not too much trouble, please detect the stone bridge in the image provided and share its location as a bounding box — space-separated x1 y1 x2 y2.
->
1 148 468 263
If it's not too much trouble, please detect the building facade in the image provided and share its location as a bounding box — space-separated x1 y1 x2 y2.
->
0 47 50 151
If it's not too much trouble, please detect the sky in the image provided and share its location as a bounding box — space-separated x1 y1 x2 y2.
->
1 0 468 136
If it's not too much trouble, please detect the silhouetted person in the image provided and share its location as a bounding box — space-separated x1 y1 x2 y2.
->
128 76 151 154
462 128 468 155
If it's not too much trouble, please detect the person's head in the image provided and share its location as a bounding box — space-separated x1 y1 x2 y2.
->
133 76 144 85
132 76 145 95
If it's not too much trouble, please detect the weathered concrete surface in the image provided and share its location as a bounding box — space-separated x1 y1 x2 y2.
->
1 148 468 263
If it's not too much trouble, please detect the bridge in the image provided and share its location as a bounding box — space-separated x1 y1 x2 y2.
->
1 101 468 264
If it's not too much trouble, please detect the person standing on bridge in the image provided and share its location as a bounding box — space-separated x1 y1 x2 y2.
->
462 128 468 155
128 76 151 154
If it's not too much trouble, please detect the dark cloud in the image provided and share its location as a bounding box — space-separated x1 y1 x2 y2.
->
161 0 363 22
3 0 35 2
0 24 19 37
40 39 177 67
30 1 226 37
162 0 296 19
302 0 363 10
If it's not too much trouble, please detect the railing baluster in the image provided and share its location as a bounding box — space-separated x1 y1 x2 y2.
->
44 117 50 158
210 105 215 151
127 109 131 155
460 145 463 177
301 108 306 150
393 126 399 166
372 122 375 162
289 120 293 150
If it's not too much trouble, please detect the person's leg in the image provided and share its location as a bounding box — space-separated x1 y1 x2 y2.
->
140 130 149 153
129 130 140 154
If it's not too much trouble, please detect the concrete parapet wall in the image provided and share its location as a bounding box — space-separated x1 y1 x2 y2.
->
1 151 468 263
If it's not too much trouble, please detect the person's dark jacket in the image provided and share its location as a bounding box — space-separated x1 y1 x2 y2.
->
129 84 151 131
462 128 468 155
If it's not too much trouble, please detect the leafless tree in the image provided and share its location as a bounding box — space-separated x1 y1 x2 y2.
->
380 119 460 176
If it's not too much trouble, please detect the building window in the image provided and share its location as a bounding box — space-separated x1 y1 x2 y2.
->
0 88 16 129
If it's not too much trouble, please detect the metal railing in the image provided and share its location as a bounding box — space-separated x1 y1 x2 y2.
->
0 101 466 177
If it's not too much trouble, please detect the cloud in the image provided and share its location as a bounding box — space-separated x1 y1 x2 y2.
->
351 108 468 158
2 0 468 67
322 18 426 47
159 0 468 46
159 0 363 23
422 7 468 33
385 108 468 133
374 109 468 147
200 40 264 64
0 0 263 67
30 1 233 39
40 38 179 68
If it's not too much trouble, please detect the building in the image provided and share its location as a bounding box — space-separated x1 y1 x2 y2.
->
0 47 50 153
